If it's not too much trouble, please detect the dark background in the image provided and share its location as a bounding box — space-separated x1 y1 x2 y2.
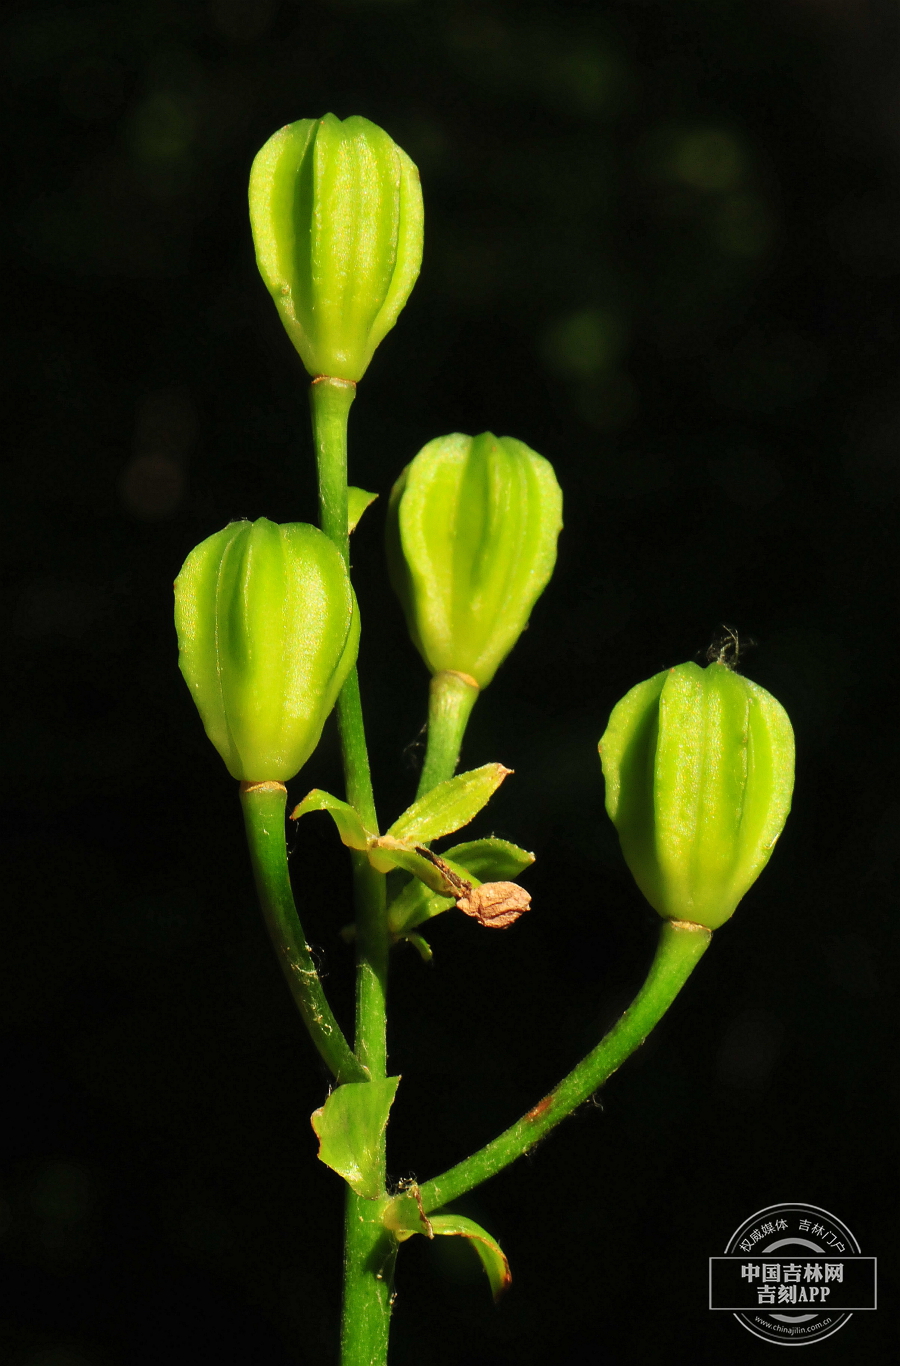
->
2 1 897 1363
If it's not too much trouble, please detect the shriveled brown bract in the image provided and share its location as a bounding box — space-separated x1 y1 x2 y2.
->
413 846 531 928
456 881 531 928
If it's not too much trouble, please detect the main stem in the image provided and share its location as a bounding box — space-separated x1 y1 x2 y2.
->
239 781 366 1083
309 377 394 1365
415 670 481 799
416 920 711 1212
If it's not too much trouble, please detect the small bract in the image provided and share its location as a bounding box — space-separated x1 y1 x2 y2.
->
599 661 795 930
249 114 424 382
175 518 359 781
386 432 563 688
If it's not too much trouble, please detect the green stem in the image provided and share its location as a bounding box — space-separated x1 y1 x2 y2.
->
336 668 378 830
338 855 392 1366
309 376 393 1366
416 920 711 1213
239 781 367 1084
310 376 355 561
340 1192 397 1366
309 379 378 832
415 670 481 799
309 378 387 1069
350 853 389 1080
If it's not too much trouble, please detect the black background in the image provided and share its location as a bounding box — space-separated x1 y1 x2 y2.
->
2 1 897 1363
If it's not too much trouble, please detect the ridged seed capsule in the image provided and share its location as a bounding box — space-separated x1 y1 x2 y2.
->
174 518 359 781
249 114 424 382
599 661 795 930
386 432 563 689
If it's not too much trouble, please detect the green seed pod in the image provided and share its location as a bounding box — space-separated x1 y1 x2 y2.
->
175 518 360 782
599 661 794 930
249 114 424 382
386 432 563 688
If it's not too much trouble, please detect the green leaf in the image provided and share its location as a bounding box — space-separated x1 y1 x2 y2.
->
310 1077 400 1199
290 789 372 850
348 486 378 533
387 878 455 937
386 763 511 845
383 1193 511 1300
442 837 534 881
429 1214 511 1299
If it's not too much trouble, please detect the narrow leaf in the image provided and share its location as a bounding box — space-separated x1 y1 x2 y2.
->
387 878 455 936
386 764 512 845
442 837 534 881
382 1188 510 1298
385 848 478 935
369 839 467 891
310 1077 400 1199
348 486 378 534
429 1214 512 1300
291 789 372 850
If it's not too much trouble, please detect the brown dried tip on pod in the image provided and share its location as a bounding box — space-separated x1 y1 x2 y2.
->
456 882 531 928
